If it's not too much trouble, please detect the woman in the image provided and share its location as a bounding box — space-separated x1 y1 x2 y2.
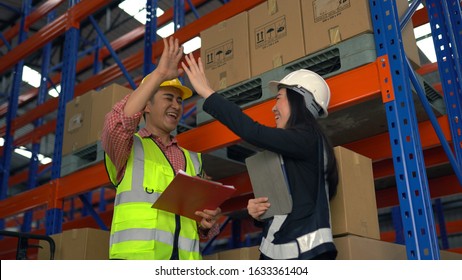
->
182 53 338 260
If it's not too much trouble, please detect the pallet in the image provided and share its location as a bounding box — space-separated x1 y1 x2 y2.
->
196 32 445 125
60 141 104 177
196 33 378 126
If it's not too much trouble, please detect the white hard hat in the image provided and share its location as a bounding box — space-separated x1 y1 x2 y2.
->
268 69 331 118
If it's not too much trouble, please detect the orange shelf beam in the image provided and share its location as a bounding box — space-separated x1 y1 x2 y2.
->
372 145 451 180
0 187 50 218
0 99 58 137
381 218 462 243
343 115 451 162
411 6 429 28
8 164 51 187
0 163 110 220
376 174 462 209
417 62 439 76
55 163 111 199
5 189 115 228
0 119 56 155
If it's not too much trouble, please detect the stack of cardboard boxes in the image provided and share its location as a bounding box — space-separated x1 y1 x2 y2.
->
200 0 420 101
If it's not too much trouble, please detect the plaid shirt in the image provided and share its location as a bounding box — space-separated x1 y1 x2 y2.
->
101 94 218 239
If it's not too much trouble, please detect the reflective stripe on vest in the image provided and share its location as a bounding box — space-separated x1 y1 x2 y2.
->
114 137 160 205
260 215 333 259
111 228 199 253
260 227 333 259
189 151 201 176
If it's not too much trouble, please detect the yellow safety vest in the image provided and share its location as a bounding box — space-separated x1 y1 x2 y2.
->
105 133 202 260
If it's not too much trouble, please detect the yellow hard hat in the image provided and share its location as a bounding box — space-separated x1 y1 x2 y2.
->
142 75 193 100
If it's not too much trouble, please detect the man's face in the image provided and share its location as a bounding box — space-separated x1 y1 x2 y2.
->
145 86 184 136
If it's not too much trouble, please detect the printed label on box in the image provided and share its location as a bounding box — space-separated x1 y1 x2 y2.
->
254 16 287 49
204 39 234 70
68 113 83 132
313 0 351 23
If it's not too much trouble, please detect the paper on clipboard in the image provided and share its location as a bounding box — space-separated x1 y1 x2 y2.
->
152 170 236 222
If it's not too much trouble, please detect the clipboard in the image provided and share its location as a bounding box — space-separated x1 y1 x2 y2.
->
152 170 236 222
245 150 293 219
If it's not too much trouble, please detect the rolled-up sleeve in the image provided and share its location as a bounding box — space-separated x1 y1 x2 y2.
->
101 94 143 183
198 222 220 240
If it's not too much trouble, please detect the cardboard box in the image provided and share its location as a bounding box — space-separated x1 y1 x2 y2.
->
62 90 95 155
90 84 132 144
200 12 251 91
62 84 131 155
331 146 380 239
301 0 420 68
440 250 462 260
38 228 110 260
202 246 260 260
249 0 305 76
334 235 407 260
335 235 462 260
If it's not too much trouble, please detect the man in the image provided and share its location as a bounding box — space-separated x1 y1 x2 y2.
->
102 37 221 260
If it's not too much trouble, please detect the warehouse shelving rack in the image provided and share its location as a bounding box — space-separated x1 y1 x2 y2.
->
0 0 461 259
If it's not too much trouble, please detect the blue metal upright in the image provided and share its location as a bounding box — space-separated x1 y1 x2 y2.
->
173 0 186 93
47 0 81 235
434 199 449 249
0 32 12 51
22 11 57 233
0 0 32 231
399 2 462 185
174 0 186 31
144 0 158 76
369 0 440 259
93 36 102 75
426 0 462 170
185 0 200 19
391 206 405 244
89 15 136 89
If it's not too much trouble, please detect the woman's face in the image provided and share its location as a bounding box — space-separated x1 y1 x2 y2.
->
272 87 291 129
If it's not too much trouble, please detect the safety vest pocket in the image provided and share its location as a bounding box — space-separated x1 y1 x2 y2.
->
144 159 174 192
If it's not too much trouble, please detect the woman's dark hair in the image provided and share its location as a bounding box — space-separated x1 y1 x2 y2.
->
285 88 338 199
